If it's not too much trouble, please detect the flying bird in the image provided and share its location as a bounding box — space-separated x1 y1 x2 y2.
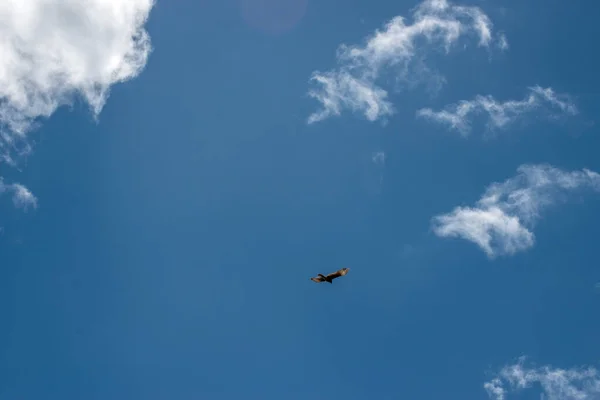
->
310 267 350 284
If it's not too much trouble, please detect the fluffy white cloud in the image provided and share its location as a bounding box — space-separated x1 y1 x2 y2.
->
485 358 600 400
0 178 37 210
0 0 155 163
432 164 600 257
306 0 506 124
416 86 578 136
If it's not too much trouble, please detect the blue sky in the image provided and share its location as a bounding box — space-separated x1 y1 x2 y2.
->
1 0 599 398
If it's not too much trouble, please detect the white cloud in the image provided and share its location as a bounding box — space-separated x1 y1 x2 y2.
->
416 86 578 136
307 72 393 124
306 0 507 124
0 178 37 210
485 358 600 400
432 164 600 257
0 0 155 164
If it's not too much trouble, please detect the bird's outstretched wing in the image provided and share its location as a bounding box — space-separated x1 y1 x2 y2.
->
310 275 326 283
326 267 350 280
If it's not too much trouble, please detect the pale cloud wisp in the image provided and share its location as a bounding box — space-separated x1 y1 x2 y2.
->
307 0 507 124
372 151 386 165
485 357 600 400
0 178 37 211
432 164 600 258
416 86 578 136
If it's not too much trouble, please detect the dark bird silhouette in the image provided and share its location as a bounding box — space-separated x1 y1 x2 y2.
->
310 267 350 284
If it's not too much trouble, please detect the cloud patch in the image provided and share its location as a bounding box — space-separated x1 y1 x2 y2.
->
416 86 578 136
307 0 506 124
0 178 37 211
0 0 155 164
372 151 386 165
307 72 394 124
432 164 600 257
485 358 600 400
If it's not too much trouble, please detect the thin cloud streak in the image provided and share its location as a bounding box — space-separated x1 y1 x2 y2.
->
416 86 578 136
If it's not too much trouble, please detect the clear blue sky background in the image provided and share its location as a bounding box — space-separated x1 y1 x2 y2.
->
1 0 599 399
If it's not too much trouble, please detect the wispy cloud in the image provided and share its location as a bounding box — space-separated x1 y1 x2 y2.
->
485 357 600 400
416 86 578 136
372 151 386 165
0 178 37 211
432 164 600 258
497 33 509 51
0 0 156 164
307 72 393 124
307 0 506 124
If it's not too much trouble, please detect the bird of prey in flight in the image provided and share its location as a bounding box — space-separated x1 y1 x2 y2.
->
310 267 350 284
